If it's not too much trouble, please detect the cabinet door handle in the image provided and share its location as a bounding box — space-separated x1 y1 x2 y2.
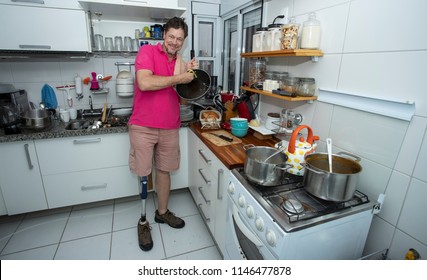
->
198 149 211 165
12 0 45 4
19 44 51 50
198 168 211 186
197 203 210 223
81 183 107 191
198 187 211 204
24 143 34 170
73 138 101 144
217 169 224 200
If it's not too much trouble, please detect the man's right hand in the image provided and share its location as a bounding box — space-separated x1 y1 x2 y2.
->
179 71 195 84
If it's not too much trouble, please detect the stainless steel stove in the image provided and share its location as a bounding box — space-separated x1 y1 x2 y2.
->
224 168 381 260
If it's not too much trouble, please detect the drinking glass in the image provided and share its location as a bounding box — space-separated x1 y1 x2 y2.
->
105 37 114 51
114 36 123 51
123 36 132 51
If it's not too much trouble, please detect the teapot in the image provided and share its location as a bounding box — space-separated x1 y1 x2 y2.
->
285 125 319 176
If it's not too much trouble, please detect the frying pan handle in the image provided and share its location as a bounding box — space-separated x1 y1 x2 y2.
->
190 50 195 59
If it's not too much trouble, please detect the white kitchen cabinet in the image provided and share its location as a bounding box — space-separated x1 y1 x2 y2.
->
188 129 230 256
0 141 48 215
35 133 138 208
0 4 90 52
170 127 189 190
0 0 81 9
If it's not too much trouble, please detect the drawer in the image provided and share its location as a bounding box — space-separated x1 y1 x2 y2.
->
36 134 130 175
43 166 138 208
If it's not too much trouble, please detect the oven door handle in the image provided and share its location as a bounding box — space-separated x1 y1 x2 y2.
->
232 205 263 247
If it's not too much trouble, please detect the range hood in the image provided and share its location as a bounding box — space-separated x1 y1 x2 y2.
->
78 0 186 21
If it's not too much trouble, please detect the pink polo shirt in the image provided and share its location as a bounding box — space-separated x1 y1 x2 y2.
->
129 43 180 129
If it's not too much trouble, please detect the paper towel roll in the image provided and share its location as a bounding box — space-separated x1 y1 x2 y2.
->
75 75 82 94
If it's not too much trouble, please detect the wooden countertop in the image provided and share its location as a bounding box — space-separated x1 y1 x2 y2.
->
189 122 279 169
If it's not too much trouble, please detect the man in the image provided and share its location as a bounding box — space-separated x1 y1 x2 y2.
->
128 17 198 251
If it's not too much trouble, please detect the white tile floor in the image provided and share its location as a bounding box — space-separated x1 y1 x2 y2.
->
0 189 222 260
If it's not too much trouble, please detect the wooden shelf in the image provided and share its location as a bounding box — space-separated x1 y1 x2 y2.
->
241 86 317 102
241 49 323 58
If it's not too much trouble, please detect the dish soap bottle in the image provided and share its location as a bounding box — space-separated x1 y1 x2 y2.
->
300 12 321 49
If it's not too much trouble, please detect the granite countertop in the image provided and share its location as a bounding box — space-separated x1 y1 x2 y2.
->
0 118 196 143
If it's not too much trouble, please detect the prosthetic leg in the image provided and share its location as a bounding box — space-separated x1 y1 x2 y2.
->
137 175 153 251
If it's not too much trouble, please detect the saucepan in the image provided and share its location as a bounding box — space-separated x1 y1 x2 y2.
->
21 109 53 130
176 69 211 100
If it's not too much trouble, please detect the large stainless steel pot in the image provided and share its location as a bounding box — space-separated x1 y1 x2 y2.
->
243 144 290 186
21 109 52 130
303 152 362 202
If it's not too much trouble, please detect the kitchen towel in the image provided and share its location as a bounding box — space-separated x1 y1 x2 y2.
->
41 84 58 109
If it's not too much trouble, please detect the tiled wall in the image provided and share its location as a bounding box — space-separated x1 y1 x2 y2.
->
260 0 427 259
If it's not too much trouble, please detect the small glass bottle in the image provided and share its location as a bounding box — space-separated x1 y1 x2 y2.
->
296 78 316 97
300 12 321 49
249 58 266 88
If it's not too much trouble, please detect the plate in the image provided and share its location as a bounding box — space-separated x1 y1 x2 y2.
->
249 124 276 135
112 108 132 116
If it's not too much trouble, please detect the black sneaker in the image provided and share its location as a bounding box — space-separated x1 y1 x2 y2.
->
154 209 185 228
137 219 153 251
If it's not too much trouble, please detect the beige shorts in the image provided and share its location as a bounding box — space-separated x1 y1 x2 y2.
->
128 125 180 176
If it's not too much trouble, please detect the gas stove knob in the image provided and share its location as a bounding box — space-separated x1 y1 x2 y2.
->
246 205 254 218
228 182 235 194
266 230 277 247
238 195 246 208
255 217 264 231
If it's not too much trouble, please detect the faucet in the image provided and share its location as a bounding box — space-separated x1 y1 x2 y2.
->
89 96 93 112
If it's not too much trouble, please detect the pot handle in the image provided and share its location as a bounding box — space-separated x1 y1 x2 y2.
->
287 125 314 154
274 163 293 171
336 151 361 162
243 144 255 150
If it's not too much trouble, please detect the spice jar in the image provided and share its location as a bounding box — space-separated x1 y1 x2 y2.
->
281 17 300 50
249 58 266 88
252 27 268 52
296 78 316 97
300 12 321 49
280 77 300 96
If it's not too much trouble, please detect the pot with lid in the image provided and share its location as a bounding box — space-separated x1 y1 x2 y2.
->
116 70 134 97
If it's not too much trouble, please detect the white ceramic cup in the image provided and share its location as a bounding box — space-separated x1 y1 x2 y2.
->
60 109 70 122
69 108 77 120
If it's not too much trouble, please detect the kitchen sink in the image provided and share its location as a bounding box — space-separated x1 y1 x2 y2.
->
65 119 99 130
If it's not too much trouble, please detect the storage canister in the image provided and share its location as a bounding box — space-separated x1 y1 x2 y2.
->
280 77 300 96
281 17 300 50
252 27 268 52
300 12 321 49
249 58 266 88
264 24 282 51
296 78 316 97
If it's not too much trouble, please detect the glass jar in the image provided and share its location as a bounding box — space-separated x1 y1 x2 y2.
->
275 71 289 82
281 17 300 50
301 12 321 49
264 24 282 51
280 77 300 96
252 27 268 52
296 78 316 97
265 71 274 80
249 58 266 88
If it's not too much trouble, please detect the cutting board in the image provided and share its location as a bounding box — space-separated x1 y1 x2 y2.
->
201 130 242 146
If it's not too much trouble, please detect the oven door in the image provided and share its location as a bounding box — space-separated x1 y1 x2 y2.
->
225 199 276 260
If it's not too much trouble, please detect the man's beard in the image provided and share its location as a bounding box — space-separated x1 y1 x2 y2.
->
164 43 178 57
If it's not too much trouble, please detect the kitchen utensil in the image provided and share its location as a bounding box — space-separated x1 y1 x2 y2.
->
243 144 291 186
285 125 318 176
90 72 100 90
303 152 362 202
208 132 233 142
326 138 333 173
101 102 107 123
176 69 211 100
263 145 285 163
112 108 132 116
106 105 113 121
116 70 134 96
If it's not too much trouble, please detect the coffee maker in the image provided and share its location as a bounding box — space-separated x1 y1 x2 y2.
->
0 84 30 134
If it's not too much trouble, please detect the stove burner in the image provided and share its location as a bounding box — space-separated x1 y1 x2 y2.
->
282 199 304 214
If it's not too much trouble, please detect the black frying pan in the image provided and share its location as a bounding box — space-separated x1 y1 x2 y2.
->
176 69 211 100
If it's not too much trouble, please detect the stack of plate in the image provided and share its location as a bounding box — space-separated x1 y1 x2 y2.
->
180 105 194 122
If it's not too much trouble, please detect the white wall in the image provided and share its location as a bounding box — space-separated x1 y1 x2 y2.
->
260 0 427 260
